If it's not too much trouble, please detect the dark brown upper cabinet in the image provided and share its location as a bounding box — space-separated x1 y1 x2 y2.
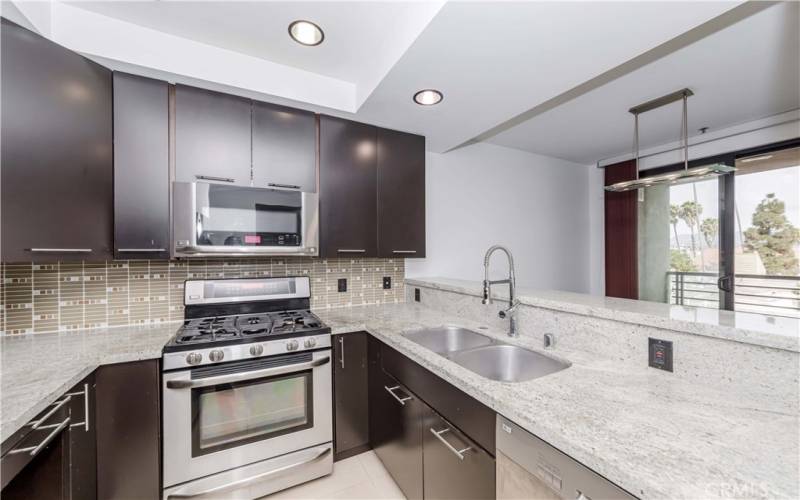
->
319 115 378 257
113 72 170 259
252 101 317 192
377 129 426 258
175 84 252 186
1 18 113 262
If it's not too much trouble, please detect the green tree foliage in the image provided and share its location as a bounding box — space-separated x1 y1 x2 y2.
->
670 249 696 272
670 204 681 249
700 218 718 248
679 201 703 255
744 193 800 275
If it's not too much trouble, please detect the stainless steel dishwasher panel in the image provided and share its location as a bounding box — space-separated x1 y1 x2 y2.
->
496 416 638 500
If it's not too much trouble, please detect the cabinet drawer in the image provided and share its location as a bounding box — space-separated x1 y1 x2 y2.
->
380 342 496 454
423 406 495 500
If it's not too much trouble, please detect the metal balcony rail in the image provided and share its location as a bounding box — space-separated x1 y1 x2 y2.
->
666 271 800 319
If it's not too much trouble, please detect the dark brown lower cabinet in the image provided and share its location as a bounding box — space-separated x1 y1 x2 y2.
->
67 374 97 500
422 406 495 500
370 367 424 500
333 332 370 460
96 359 161 500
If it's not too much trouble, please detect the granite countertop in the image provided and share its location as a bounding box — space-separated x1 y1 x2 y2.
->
316 303 799 500
1 323 178 441
2 303 797 498
406 277 800 352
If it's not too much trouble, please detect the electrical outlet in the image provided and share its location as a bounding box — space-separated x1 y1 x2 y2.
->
414 288 420 302
383 276 391 289
337 278 347 292
648 338 673 372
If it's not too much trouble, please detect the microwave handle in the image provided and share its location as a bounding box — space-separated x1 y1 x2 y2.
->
166 356 330 389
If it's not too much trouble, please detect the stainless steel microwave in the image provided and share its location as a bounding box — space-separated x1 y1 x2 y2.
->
172 182 318 258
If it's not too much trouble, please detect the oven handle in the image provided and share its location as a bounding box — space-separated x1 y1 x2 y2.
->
165 356 330 389
166 446 332 498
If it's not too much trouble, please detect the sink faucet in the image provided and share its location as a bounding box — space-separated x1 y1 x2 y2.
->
482 245 519 337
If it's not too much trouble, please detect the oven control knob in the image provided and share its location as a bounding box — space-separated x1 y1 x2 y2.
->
286 340 299 351
250 344 264 357
209 350 224 363
304 338 317 349
186 352 202 365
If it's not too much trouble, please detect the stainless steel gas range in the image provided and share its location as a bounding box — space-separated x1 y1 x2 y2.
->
161 276 333 499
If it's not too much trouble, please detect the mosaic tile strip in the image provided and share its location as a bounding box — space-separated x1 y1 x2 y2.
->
0 258 405 334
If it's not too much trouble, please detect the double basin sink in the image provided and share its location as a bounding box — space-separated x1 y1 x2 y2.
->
402 326 570 383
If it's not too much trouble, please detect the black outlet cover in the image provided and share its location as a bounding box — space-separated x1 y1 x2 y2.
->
337 278 347 292
648 338 673 372
383 276 391 289
414 288 420 302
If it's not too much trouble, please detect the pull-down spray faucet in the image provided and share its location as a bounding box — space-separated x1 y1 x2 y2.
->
482 245 519 337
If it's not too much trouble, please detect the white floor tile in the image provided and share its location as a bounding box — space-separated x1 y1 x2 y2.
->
262 451 406 500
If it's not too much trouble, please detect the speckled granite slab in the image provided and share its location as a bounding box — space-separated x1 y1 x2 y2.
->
316 304 799 499
406 277 800 352
1 323 178 441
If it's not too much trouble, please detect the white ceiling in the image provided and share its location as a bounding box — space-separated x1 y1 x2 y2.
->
8 1 798 162
487 1 800 164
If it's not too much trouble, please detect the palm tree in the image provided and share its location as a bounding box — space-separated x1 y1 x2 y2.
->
700 218 718 248
670 204 681 250
680 201 703 257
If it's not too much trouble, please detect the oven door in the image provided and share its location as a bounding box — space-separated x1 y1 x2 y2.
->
162 349 332 488
172 182 319 257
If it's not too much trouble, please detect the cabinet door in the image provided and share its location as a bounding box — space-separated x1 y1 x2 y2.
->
369 367 423 500
96 360 160 500
113 72 170 259
1 18 113 262
319 116 377 257
252 101 317 192
333 332 370 460
67 373 96 500
423 406 496 500
377 128 426 258
175 84 252 186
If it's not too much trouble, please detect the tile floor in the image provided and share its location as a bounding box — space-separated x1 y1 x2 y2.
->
264 451 406 500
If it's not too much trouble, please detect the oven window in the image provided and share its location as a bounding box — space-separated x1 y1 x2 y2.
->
191 371 313 457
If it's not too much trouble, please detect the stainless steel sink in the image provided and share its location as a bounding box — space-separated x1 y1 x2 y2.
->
402 326 495 354
447 344 570 383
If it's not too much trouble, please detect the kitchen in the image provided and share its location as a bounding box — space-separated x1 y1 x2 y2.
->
1 1 799 499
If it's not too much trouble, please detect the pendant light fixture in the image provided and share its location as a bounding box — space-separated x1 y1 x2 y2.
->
604 88 735 192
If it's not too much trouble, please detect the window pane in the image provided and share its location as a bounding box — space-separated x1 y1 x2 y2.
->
734 147 800 318
638 176 720 308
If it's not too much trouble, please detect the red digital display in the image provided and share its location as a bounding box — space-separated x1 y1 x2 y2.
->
244 235 261 244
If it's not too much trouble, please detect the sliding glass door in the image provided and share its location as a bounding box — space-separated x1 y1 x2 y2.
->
638 143 800 318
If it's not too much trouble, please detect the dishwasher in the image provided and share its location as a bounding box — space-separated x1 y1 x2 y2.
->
496 416 638 500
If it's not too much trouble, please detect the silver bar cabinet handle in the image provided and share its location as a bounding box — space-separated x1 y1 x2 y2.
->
28 248 92 253
9 417 71 457
384 385 412 406
166 356 330 389
28 396 71 429
117 248 166 253
66 383 90 431
166 446 331 498
392 250 417 254
430 427 472 460
339 337 345 369
338 249 366 253
268 183 301 190
195 175 235 183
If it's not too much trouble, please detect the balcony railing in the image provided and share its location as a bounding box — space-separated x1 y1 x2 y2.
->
667 271 800 318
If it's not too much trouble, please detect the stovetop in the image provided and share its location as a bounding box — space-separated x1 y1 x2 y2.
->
164 309 328 352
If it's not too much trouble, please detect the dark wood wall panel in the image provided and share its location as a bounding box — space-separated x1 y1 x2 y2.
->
604 160 638 299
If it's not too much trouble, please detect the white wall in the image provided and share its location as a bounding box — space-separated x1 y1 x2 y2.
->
405 143 591 293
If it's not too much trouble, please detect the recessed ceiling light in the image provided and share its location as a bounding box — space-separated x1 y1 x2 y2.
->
413 89 443 106
288 20 324 46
